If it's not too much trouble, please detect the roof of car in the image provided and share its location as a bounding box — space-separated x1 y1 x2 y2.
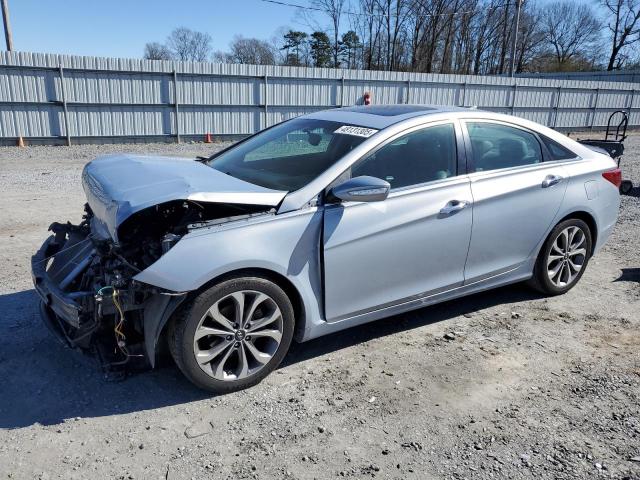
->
306 104 470 129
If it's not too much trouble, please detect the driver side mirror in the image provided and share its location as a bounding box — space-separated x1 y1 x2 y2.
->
331 176 390 203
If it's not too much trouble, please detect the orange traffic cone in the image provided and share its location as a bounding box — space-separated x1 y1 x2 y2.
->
204 133 212 143
17 136 25 147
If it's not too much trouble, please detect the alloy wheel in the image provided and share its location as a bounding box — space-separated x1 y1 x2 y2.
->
192 290 284 381
546 226 588 288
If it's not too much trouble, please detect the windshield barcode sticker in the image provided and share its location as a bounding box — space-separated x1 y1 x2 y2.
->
334 126 378 138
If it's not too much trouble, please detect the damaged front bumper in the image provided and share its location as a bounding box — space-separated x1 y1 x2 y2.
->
32 235 89 345
31 220 185 367
32 234 96 324
31 221 100 343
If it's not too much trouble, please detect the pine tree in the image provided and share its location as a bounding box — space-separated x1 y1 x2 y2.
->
282 30 308 66
339 31 362 69
310 31 333 67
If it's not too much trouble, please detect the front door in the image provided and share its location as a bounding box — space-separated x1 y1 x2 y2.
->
322 122 473 321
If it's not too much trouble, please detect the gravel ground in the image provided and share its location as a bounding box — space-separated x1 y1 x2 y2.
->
0 136 639 480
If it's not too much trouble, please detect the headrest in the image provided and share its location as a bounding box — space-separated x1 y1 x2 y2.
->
499 138 526 159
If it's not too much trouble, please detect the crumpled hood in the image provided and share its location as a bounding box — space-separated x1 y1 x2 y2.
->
82 154 287 241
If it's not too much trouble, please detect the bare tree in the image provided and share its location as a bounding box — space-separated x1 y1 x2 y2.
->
376 0 411 71
514 5 545 73
452 1 479 74
602 0 640 70
214 36 277 65
354 0 484 72
354 0 385 69
312 0 346 66
271 0 610 74
540 1 602 69
496 0 512 73
440 0 464 74
166 27 212 62
143 42 173 61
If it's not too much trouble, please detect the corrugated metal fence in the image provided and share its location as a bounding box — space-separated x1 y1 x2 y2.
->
1 51 639 145
517 70 640 83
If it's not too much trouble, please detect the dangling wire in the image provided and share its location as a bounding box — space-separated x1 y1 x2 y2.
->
98 286 142 358
112 289 126 352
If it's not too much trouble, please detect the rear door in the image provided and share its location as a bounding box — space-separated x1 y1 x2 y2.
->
461 120 568 283
322 121 473 321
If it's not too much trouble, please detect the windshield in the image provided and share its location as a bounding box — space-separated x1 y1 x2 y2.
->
208 118 373 191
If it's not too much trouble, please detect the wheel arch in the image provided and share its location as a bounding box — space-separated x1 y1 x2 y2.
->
528 209 598 295
556 210 598 255
153 267 307 362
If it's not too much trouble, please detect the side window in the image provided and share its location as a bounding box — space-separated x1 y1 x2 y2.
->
351 123 457 189
541 135 578 160
467 122 543 172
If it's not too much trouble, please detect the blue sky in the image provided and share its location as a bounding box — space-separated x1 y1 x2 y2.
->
7 0 311 58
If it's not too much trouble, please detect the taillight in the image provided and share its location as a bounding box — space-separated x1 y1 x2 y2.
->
602 168 622 188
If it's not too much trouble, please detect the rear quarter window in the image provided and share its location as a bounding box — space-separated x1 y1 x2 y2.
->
541 136 578 160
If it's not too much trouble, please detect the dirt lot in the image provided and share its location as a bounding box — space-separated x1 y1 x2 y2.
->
0 136 639 480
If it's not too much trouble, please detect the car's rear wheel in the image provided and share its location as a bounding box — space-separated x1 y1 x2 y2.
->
168 275 294 393
529 218 592 295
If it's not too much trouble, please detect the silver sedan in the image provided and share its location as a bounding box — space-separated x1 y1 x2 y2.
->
32 105 621 392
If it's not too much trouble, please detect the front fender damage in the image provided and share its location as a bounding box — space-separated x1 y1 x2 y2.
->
142 293 186 368
32 202 275 373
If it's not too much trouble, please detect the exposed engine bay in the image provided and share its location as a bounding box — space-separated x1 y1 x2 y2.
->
32 201 272 373
117 200 269 270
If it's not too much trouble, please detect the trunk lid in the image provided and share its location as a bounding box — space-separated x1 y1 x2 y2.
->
82 154 287 241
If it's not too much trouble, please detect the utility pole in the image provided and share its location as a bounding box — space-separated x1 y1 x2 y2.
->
1 0 13 51
509 0 523 77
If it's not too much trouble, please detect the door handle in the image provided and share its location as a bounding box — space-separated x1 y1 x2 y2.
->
439 200 469 216
542 174 563 188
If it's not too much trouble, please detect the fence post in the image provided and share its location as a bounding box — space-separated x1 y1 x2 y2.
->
511 83 518 115
590 88 599 130
552 86 562 129
628 89 635 116
405 80 411 104
461 82 467 107
173 71 180 143
58 65 71 146
263 74 269 130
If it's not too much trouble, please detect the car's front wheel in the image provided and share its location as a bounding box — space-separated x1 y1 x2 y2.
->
529 218 592 295
168 275 294 393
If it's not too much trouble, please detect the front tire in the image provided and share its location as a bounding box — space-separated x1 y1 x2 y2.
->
168 276 294 393
529 218 592 296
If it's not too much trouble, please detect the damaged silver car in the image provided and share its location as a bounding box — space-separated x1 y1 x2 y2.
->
32 105 620 392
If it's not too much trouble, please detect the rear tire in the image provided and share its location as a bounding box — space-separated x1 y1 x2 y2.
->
529 218 592 296
168 275 294 393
